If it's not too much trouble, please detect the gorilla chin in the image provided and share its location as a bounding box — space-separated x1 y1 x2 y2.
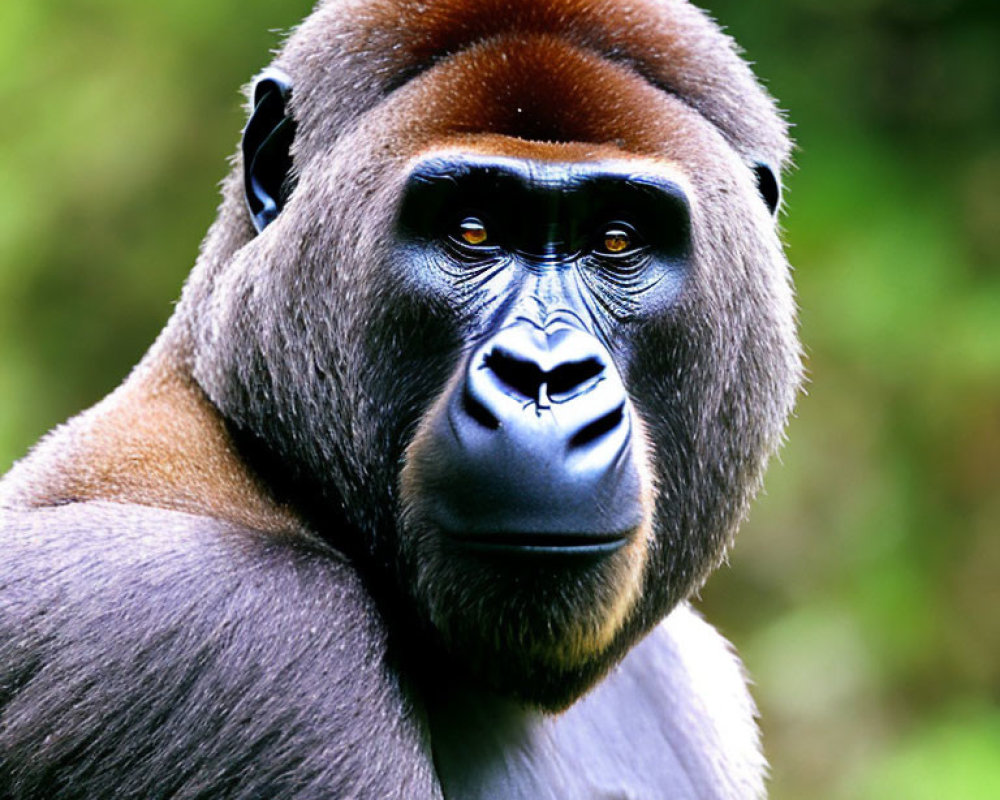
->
399 510 652 711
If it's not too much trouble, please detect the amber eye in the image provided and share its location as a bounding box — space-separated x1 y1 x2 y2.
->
457 217 489 246
601 227 632 254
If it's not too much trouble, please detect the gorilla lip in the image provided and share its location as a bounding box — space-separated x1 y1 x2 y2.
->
445 530 629 557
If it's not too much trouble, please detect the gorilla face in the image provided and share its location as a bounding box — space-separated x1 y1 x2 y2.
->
193 2 800 709
394 153 685 700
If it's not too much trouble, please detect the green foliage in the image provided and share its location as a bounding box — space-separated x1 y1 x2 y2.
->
0 2 997 797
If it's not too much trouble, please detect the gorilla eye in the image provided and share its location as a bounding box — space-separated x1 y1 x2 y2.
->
457 217 489 247
597 225 637 256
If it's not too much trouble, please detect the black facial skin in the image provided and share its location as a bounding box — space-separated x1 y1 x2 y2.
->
397 155 692 553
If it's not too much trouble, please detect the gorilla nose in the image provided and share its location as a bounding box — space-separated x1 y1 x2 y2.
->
482 346 602 413
465 323 623 444
421 321 644 551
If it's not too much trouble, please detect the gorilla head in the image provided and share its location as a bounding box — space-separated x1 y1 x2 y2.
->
184 0 799 709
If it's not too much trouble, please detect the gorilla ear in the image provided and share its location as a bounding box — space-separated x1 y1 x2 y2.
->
243 68 296 233
752 161 781 217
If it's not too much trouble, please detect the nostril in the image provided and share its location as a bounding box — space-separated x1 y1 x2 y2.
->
484 347 605 403
569 403 625 449
483 347 544 399
462 384 500 430
547 357 603 399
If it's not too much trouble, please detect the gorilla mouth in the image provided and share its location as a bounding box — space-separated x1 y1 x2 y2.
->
447 531 629 557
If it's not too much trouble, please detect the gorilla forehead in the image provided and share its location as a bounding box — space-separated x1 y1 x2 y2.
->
387 36 704 155
282 0 790 169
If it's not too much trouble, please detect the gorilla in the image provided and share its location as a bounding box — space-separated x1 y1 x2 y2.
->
0 1 800 797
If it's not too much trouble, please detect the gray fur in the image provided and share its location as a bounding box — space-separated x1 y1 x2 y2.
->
0 502 438 799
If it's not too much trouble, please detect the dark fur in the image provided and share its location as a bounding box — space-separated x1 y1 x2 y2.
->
0 1 799 797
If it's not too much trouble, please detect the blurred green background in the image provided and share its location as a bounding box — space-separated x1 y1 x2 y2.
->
0 1 997 797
